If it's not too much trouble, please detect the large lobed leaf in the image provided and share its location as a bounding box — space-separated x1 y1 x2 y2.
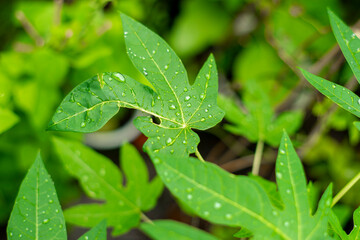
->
7 153 67 240
48 13 224 158
148 132 333 240
52 137 163 235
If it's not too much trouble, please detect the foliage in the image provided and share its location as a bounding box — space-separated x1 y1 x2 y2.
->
3 0 360 239
7 153 107 240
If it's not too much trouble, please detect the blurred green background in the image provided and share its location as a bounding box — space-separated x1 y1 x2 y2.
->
1 0 360 239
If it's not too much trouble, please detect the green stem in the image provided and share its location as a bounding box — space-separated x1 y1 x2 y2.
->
332 171 360 207
195 148 205 162
141 213 154 224
252 139 264 175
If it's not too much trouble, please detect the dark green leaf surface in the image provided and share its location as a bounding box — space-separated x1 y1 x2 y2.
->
328 9 360 84
301 69 360 118
7 153 67 240
48 13 224 158
78 220 107 240
140 220 219 240
52 137 162 235
149 132 333 240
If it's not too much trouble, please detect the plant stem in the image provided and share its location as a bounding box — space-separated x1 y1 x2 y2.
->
252 139 264 175
195 148 205 162
141 213 154 224
332 171 360 207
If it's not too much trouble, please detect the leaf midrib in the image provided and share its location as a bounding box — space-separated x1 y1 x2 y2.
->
49 100 183 128
129 24 186 124
161 161 291 240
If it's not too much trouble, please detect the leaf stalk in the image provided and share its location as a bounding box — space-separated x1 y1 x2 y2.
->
252 139 264 175
332 171 360 207
195 149 205 162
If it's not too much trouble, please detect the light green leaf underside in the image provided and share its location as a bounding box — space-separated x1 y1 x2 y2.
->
148 132 333 240
78 220 107 240
301 69 360 118
140 220 219 240
328 9 360 84
7 153 67 240
52 137 162 235
48 13 224 158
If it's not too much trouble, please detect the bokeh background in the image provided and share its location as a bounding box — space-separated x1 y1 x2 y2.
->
1 0 360 239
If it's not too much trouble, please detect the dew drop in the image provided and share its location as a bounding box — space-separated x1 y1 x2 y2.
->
187 194 193 200
114 73 125 82
208 115 213 118
200 94 205 99
182 140 187 144
204 211 210 216
19 234 22 238
85 236 89 240
122 92 126 97
352 33 356 39
332 84 336 88
184 87 188 92
204 109 209 112
276 172 283 179
80 122 86 128
280 149 285 154
284 221 290 227
169 104 176 110
22 196 26 200
185 96 191 101
166 138 172 145
200 118 205 122
59 224 63 229
206 74 210 80
43 219 50 224
170 149 174 154
186 187 193 192
187 103 191 107
48 199 54 204
272 210 278 216
214 202 222 209
55 209 59 213
56 108 63 113
286 189 291 194
358 99 360 105
225 214 233 219
176 112 180 116
326 198 331 207
280 162 284 166
164 65 169 70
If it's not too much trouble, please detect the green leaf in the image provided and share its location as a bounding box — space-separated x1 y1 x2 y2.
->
301 69 360 118
52 137 162 235
120 143 164 211
48 13 224 158
328 9 360 84
219 82 303 146
149 132 333 240
0 108 19 134
233 228 253 238
354 121 360 131
329 210 349 240
7 153 67 240
78 220 107 240
140 220 219 240
349 207 360 239
329 206 360 240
